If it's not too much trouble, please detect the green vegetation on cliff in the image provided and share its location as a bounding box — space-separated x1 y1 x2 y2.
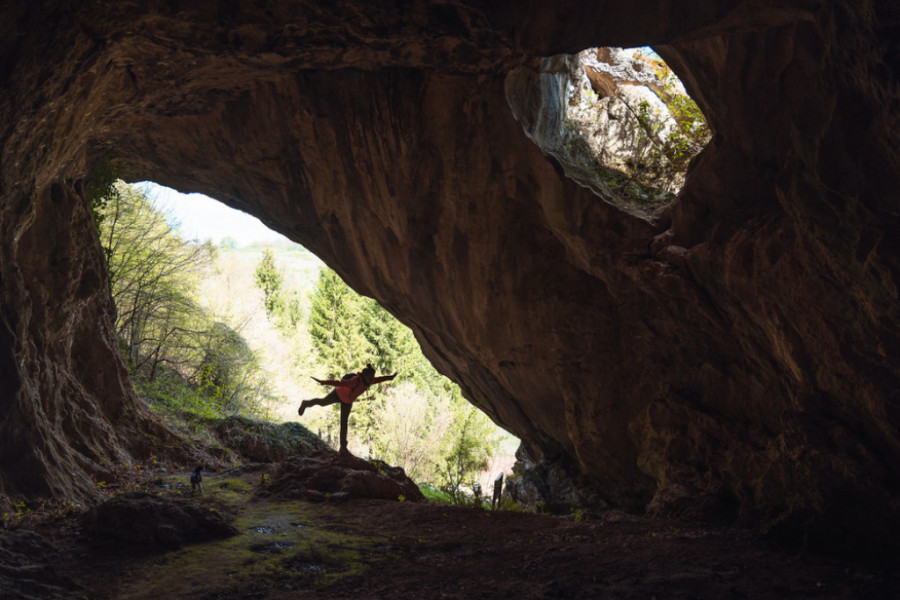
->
97 182 275 421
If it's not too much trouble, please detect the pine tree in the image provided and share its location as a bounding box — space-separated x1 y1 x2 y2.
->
359 299 424 378
308 268 370 377
254 248 283 315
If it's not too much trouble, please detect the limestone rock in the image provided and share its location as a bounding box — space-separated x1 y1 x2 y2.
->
213 416 329 463
261 452 425 503
0 530 80 599
507 47 690 214
87 491 238 547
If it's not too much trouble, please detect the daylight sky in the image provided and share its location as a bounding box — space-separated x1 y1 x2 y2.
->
141 181 290 246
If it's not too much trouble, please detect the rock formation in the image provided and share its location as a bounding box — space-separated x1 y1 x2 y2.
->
1 0 898 551
261 453 425 503
88 491 238 546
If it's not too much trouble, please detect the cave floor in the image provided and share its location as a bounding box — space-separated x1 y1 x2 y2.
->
16 469 900 599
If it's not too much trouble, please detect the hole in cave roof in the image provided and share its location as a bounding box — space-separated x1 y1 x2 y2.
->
508 46 711 220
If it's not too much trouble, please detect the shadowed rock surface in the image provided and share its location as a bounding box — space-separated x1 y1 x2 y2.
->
87 491 238 547
1 0 899 552
213 415 330 463
0 530 80 600
261 452 426 503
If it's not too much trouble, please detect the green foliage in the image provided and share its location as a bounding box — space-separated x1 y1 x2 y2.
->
254 249 283 315
251 249 307 333
275 288 304 331
213 415 326 460
618 63 711 194
558 51 711 205
308 268 437 386
99 183 211 374
137 367 229 421
418 483 453 504
85 158 123 230
630 69 710 188
360 299 436 388
196 322 272 417
308 268 370 377
99 182 273 420
367 383 443 481
439 404 497 504
304 267 504 497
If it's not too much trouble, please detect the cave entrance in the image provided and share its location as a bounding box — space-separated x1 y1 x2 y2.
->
508 46 711 218
103 181 519 501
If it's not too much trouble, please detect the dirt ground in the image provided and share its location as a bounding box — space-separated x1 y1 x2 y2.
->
6 467 899 600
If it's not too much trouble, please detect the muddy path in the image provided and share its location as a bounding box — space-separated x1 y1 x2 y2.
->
9 468 899 599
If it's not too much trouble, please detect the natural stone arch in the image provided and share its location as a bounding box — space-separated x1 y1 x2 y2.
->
1 1 899 553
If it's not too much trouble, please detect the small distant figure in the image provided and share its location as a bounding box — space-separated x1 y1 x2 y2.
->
492 473 504 510
190 465 204 495
298 364 397 456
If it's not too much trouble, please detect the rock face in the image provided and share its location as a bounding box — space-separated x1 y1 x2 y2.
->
1 0 899 551
213 416 329 463
262 453 425 503
0 530 81 599
88 491 238 547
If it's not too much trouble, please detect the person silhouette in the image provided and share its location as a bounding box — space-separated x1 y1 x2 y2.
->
298 364 397 455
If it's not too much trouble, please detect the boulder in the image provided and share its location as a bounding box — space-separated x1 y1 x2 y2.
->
0 529 80 600
213 416 329 463
261 453 425 503
87 492 238 547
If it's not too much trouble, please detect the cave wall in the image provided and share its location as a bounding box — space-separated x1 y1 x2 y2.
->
1 0 899 547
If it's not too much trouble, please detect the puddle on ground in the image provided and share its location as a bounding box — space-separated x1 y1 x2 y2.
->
281 556 325 575
219 482 249 494
250 525 276 534
250 541 294 554
299 564 324 575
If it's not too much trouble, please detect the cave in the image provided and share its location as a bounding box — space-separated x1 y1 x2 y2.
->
1 0 899 559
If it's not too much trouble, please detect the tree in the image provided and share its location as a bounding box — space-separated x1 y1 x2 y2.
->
439 398 498 503
254 248 283 315
196 321 271 416
359 298 433 384
99 182 214 377
373 382 451 481
85 158 122 230
305 266 502 486
97 182 271 418
308 268 370 377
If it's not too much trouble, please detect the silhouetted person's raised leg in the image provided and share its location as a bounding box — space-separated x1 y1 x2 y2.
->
298 391 340 416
